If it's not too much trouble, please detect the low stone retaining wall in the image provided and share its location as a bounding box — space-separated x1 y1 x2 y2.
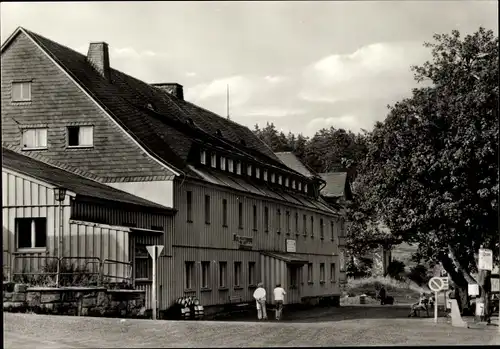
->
3 282 146 318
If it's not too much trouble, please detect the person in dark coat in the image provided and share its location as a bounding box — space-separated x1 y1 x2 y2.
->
378 286 387 305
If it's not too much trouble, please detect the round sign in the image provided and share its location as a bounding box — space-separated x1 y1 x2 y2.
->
428 277 444 292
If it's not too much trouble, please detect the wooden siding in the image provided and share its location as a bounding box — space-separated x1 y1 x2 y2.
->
1 31 169 179
260 254 288 303
173 179 342 255
172 246 260 307
3 169 71 276
72 200 174 256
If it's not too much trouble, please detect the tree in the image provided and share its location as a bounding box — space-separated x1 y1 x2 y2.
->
355 28 499 314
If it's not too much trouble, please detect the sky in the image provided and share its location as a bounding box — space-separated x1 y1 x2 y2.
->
1 1 498 137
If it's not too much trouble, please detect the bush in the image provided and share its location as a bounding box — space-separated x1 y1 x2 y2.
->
387 260 406 281
407 264 430 286
346 257 373 279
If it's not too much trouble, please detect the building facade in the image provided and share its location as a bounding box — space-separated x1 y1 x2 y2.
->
1 27 346 311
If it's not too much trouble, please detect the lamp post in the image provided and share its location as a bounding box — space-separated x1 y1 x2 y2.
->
54 188 67 287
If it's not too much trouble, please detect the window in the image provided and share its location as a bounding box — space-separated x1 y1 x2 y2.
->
271 173 275 183
247 164 252 176
67 126 93 147
320 218 324 239
276 209 281 233
236 161 242 175
220 156 226 170
219 262 227 288
331 221 335 241
134 243 151 280
263 170 268 181
234 262 242 287
339 218 345 237
285 177 289 187
12 81 31 101
295 213 299 233
211 153 216 168
185 261 195 289
248 262 256 286
228 159 234 172
320 263 325 283
330 263 336 282
22 128 47 149
201 261 210 289
186 191 193 222
222 199 228 226
278 175 282 185
252 205 257 230
305 184 308 193
16 218 46 249
238 202 243 229
286 211 290 234
292 180 296 189
310 216 314 237
298 182 302 191
303 215 307 235
200 150 206 164
205 195 211 224
307 263 313 283
256 167 260 179
264 206 269 232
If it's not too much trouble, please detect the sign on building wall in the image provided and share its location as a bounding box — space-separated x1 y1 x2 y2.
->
234 234 253 250
286 239 296 253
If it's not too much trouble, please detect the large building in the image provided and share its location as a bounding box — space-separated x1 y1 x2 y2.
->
1 27 346 313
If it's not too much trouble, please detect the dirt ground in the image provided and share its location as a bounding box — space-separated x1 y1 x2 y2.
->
4 305 499 348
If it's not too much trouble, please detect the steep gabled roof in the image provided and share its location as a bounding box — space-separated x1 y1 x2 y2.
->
2 148 174 212
6 27 300 179
275 152 316 178
319 172 352 200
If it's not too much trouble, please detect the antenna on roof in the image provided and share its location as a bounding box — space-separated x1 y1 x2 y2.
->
226 84 230 120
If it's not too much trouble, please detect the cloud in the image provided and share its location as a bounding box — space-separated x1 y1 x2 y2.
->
112 47 164 59
300 41 431 103
185 75 254 106
186 71 197 77
244 107 306 118
264 75 287 84
307 115 365 133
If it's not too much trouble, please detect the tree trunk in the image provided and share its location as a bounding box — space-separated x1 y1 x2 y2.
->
438 249 475 315
477 269 492 322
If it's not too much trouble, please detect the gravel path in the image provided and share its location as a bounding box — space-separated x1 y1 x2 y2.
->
4 308 499 348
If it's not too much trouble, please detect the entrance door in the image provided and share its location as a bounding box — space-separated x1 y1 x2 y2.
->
287 265 301 304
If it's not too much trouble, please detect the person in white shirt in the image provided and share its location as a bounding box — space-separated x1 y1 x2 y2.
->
273 283 286 320
253 282 267 320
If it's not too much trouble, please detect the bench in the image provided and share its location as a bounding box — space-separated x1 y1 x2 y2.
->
226 295 249 314
410 299 430 317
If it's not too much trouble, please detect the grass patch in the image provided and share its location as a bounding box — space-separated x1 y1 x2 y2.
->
343 276 426 303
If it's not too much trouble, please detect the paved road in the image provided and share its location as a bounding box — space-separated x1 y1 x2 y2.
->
4 307 499 348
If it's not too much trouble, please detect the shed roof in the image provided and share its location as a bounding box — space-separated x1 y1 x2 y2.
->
275 152 315 178
2 148 173 212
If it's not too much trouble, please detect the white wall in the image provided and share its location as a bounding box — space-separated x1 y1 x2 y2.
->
106 180 174 208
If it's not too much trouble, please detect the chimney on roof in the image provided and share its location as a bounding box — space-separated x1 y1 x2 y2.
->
87 42 110 81
151 83 184 100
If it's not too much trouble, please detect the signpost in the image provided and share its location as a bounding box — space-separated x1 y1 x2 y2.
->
428 277 447 323
146 245 164 320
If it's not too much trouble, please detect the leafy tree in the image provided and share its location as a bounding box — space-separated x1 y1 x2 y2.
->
355 28 499 314
387 260 406 281
407 264 431 286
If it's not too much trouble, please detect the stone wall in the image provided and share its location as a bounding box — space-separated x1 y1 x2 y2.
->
3 282 146 318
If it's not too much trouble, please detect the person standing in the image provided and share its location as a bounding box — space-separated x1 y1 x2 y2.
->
378 286 386 305
273 283 286 320
253 282 267 320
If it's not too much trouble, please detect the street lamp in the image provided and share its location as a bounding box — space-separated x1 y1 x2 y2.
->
54 188 66 287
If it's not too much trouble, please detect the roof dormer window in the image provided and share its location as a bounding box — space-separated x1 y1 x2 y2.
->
285 177 289 187
216 129 223 137
247 164 252 176
305 184 308 193
146 103 156 111
292 180 296 189
256 167 260 179
263 170 268 181
220 156 226 170
187 118 195 126
228 159 234 172
240 139 246 146
298 182 302 191
236 161 242 175
211 153 216 168
271 173 275 183
200 150 206 165
278 175 283 185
